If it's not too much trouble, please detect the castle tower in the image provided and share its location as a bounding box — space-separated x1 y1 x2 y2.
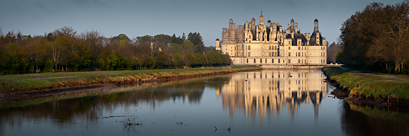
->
215 38 220 50
295 22 298 33
229 18 236 42
290 19 294 31
259 11 264 25
314 19 319 32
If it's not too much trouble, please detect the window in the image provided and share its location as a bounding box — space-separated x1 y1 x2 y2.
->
289 59 291 63
247 59 248 63
260 59 262 63
298 47 300 50
288 52 291 56
278 59 280 63
269 45 271 50
254 59 256 63
248 46 250 50
272 59 274 63
265 59 267 63
288 41 290 45
298 59 300 63
298 52 300 56
269 52 271 56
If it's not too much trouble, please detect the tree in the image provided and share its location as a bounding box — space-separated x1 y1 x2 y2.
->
143 55 156 69
154 51 170 68
72 44 91 70
81 30 103 69
53 26 76 38
173 53 181 68
51 36 71 70
339 1 409 73
327 42 342 63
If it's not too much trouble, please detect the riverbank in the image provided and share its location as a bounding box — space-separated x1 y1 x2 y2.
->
0 66 261 98
322 67 409 107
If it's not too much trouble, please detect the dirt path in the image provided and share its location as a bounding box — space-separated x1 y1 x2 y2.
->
340 67 409 81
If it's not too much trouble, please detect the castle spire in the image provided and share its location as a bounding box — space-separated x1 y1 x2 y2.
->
259 10 264 25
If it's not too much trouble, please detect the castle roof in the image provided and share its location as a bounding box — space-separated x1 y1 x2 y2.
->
285 33 307 46
309 32 323 46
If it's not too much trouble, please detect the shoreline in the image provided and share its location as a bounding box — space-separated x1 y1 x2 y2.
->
0 67 261 99
321 67 409 111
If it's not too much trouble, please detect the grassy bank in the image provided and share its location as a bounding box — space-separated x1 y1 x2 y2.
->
322 67 409 100
0 66 260 94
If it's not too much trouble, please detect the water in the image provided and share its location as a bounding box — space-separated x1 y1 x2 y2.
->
1 70 409 136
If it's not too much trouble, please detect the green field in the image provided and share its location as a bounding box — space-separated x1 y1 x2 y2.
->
0 66 260 93
322 67 409 99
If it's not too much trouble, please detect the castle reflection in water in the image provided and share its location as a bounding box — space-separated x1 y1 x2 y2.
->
215 70 328 121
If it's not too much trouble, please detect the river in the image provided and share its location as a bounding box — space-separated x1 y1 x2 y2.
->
1 70 408 136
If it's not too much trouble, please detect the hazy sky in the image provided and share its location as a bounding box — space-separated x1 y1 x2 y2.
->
0 0 404 46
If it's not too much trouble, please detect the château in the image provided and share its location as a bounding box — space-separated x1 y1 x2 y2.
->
216 11 328 66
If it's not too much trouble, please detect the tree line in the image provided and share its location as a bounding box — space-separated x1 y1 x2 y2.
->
0 27 231 74
337 1 409 74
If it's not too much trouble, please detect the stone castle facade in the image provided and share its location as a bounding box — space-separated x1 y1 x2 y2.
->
216 11 327 65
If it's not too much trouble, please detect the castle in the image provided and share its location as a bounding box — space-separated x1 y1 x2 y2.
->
215 11 327 66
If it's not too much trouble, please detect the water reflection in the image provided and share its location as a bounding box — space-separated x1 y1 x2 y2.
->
341 101 409 136
1 70 409 136
216 70 327 124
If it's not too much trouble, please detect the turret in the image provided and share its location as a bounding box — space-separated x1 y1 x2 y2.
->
259 11 264 25
290 19 294 31
314 19 319 32
267 20 271 27
215 38 220 50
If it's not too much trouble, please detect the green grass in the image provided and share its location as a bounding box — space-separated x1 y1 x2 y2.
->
322 67 409 99
0 66 260 93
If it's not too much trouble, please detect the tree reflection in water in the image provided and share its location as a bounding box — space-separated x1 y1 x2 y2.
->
341 101 409 136
1 71 409 136
0 76 217 134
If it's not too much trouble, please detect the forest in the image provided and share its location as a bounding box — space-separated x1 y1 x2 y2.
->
0 27 231 75
337 1 409 74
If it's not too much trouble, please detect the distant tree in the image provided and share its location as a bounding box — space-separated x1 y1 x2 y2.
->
142 55 155 69
51 36 71 70
327 42 342 63
53 26 76 38
173 53 181 68
136 35 153 45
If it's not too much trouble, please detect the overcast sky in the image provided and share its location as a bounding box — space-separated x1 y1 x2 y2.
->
0 0 404 46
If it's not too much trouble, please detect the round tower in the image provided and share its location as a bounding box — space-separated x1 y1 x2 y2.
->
215 38 220 50
314 19 319 32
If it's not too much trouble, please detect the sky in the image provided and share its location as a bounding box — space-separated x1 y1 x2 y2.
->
0 0 404 47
